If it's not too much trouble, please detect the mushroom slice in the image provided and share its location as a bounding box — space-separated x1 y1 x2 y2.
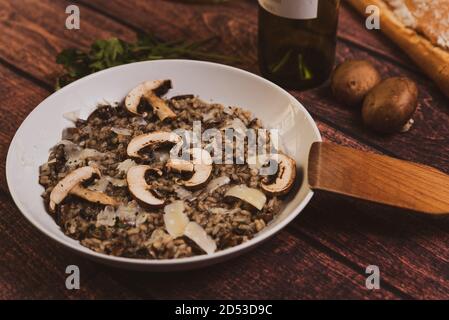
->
184 148 213 188
225 185 267 210
166 159 194 173
127 165 165 207
127 131 182 158
184 222 217 255
163 200 189 238
261 154 296 196
71 185 118 207
147 93 177 121
124 80 176 121
49 166 101 212
166 148 213 189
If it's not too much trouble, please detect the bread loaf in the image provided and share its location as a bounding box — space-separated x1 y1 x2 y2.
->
347 0 449 98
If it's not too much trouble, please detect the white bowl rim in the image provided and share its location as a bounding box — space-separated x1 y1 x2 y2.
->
6 59 322 267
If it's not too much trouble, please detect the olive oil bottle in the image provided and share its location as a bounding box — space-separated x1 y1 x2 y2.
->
258 0 340 90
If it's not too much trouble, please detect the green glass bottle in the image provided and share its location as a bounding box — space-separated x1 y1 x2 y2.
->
258 0 341 90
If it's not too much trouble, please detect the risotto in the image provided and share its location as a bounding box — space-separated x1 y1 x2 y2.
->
38 80 297 259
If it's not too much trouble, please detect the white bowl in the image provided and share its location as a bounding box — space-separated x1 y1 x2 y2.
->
6 60 321 271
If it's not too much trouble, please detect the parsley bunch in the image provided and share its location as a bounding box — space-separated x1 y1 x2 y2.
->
55 34 237 90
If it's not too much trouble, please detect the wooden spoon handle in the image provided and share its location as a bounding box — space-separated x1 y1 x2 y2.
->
308 142 449 215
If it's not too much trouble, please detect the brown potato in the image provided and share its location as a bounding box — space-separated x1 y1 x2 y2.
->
362 77 418 133
331 60 381 107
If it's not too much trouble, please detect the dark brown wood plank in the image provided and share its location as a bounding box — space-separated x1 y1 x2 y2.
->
293 194 449 299
316 121 379 153
0 0 135 86
0 66 49 194
0 192 141 299
97 230 397 299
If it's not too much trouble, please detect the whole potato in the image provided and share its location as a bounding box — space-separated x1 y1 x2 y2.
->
362 77 418 133
331 60 381 107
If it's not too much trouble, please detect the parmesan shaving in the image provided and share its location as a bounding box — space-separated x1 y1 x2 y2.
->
225 185 267 210
117 159 137 174
163 201 189 238
88 177 109 192
111 127 132 136
184 222 217 255
96 206 117 227
205 176 230 193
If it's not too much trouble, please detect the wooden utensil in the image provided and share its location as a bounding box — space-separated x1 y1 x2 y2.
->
308 142 449 215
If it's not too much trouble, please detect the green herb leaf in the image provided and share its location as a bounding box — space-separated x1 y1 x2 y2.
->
55 34 239 90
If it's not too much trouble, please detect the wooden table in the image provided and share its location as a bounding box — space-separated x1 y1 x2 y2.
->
0 0 448 300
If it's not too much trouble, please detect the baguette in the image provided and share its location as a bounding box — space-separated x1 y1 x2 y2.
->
347 0 449 98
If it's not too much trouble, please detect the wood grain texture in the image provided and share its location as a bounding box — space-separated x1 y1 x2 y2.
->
0 0 135 85
293 193 449 299
309 142 449 214
97 230 397 300
0 193 141 299
0 0 447 299
0 65 50 194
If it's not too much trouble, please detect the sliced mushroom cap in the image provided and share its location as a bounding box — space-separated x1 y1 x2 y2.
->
225 185 267 210
166 158 194 173
147 94 177 121
70 185 118 207
49 166 100 211
185 148 213 188
166 148 212 189
127 131 182 158
124 80 176 121
261 154 296 196
126 165 165 207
